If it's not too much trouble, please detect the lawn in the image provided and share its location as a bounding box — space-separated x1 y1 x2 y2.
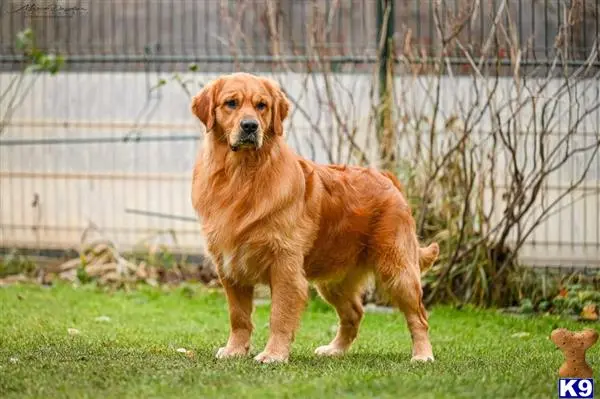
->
0 284 598 399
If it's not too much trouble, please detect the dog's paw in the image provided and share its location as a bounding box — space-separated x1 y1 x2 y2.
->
314 344 347 357
410 354 435 362
254 351 288 364
215 346 248 359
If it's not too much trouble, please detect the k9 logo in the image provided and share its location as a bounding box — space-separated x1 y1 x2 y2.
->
558 379 594 399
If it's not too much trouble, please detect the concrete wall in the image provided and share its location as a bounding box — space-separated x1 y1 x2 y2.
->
1 71 599 267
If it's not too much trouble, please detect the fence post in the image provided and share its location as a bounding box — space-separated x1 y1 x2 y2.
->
376 0 395 171
373 0 396 306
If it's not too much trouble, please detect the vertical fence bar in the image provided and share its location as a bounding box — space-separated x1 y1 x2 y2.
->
376 0 395 170
377 0 394 102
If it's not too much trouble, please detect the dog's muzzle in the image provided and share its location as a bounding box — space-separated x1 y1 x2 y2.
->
230 132 259 151
231 119 260 151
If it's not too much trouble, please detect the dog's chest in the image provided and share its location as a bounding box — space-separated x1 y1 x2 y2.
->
220 251 236 278
214 244 269 283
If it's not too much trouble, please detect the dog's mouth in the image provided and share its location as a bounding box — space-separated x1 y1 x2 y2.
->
230 134 260 152
231 144 256 152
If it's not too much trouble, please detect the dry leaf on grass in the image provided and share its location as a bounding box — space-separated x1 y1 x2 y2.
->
175 347 195 359
581 304 599 321
511 332 530 339
67 328 81 336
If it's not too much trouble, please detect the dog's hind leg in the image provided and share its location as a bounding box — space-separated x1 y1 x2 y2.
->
374 232 434 362
314 269 369 356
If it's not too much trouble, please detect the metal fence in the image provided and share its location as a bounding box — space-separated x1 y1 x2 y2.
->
1 1 599 71
0 0 599 269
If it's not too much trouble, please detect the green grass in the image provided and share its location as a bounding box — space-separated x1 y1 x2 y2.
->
0 284 598 399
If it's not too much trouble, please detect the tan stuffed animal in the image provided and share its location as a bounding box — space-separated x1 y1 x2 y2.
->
551 328 598 378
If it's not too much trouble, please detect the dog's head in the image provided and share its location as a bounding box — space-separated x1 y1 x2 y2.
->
191 73 290 152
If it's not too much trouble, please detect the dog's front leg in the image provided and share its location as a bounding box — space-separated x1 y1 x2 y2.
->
254 256 308 363
216 280 254 359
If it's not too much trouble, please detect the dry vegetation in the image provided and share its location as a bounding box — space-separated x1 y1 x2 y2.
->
0 225 218 289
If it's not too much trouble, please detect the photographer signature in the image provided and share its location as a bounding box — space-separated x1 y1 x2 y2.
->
9 3 88 17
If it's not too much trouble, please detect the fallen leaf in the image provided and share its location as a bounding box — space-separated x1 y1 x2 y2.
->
511 332 530 338
185 350 195 359
581 304 599 321
176 348 187 353
68 328 81 336
94 315 111 323
558 288 568 298
9 357 18 364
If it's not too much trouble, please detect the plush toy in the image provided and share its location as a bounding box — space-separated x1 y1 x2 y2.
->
551 328 598 378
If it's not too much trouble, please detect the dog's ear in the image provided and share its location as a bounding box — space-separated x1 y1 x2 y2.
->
262 78 290 136
191 79 222 131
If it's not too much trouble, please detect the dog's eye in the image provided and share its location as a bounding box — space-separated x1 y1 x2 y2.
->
256 102 267 111
224 99 237 109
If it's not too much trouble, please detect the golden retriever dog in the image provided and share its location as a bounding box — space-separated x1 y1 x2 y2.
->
191 72 439 364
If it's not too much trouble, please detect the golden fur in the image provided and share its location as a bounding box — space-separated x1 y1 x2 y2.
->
191 73 439 363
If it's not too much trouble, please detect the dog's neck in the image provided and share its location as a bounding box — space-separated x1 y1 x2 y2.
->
194 131 302 241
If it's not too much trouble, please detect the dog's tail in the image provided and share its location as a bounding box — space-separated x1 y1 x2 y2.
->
418 242 439 272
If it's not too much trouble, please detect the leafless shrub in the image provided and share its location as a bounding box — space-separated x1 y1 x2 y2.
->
395 0 600 306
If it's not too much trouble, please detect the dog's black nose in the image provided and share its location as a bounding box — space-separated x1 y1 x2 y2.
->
240 119 259 133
